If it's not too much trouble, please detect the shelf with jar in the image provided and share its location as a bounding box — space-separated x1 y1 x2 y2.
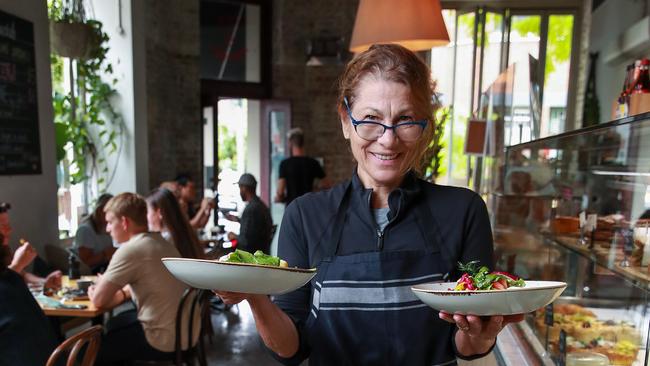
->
612 58 650 120
546 216 650 287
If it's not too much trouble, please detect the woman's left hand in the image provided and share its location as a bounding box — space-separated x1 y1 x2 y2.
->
439 312 524 356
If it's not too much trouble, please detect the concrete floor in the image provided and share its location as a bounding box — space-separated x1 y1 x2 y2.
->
202 302 496 366
203 302 280 365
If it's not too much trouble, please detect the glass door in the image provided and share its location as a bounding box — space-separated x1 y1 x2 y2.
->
260 100 291 255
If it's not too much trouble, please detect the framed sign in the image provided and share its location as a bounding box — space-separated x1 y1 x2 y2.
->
200 0 271 100
0 10 41 175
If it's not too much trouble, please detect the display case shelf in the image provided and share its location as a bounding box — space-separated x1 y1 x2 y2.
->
543 232 650 290
491 113 650 366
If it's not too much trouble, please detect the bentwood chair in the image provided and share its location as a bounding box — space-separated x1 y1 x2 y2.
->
133 288 209 366
46 325 103 366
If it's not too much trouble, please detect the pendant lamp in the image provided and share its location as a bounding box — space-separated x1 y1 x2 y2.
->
349 0 450 53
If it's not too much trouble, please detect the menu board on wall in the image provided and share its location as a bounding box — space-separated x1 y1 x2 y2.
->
0 10 41 175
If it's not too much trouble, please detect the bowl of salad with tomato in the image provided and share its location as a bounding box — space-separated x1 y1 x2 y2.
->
411 261 566 315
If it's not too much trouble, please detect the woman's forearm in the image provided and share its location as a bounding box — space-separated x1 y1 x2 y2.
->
248 295 300 358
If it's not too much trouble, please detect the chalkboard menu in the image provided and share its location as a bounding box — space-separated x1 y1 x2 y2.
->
0 10 41 175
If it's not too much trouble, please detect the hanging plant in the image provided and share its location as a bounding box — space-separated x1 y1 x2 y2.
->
48 0 102 59
48 0 123 188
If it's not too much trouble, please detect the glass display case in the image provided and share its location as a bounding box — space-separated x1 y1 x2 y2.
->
492 113 650 366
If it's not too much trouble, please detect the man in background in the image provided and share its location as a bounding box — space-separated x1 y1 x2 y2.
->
226 174 273 254
175 174 214 229
0 202 62 290
274 128 330 205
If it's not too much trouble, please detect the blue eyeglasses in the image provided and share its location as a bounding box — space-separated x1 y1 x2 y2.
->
343 97 427 142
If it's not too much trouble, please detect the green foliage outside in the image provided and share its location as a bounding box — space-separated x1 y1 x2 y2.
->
457 12 573 81
48 0 123 188
218 124 238 171
511 15 573 80
443 11 573 184
420 106 449 180
450 117 469 182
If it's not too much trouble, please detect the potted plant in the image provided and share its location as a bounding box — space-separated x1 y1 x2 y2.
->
48 0 123 189
419 94 450 183
48 0 102 60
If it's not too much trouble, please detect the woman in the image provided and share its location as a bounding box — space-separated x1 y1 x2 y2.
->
216 44 523 365
146 187 204 259
74 193 115 273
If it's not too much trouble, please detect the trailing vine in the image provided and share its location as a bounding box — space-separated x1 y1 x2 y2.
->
48 0 123 189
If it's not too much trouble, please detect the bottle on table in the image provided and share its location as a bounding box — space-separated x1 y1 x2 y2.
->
68 253 80 280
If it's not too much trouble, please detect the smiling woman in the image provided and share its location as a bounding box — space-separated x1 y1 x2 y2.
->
334 45 438 209
212 44 523 365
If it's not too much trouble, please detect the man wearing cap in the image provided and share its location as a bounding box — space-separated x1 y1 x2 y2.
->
274 128 330 206
226 174 273 254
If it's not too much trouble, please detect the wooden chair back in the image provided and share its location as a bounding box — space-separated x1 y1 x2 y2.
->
46 325 103 366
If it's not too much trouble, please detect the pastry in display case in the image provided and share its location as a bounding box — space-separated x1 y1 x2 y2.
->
491 113 650 366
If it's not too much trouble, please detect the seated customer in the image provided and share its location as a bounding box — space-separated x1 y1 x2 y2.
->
0 233 61 366
226 174 273 254
146 187 204 259
0 202 62 290
73 193 115 273
175 174 215 229
89 193 200 364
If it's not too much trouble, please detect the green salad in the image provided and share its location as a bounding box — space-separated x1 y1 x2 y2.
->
220 249 288 267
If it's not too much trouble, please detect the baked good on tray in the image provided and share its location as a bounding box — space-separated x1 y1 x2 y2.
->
551 216 580 234
535 304 641 366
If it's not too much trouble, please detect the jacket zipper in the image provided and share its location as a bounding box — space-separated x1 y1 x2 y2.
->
376 229 385 250
372 191 402 250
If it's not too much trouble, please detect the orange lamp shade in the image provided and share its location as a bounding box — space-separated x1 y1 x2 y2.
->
349 0 450 53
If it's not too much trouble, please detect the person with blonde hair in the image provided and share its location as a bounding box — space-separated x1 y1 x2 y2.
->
215 44 522 365
89 193 199 364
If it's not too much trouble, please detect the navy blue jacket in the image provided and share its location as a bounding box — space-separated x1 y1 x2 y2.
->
0 269 61 366
272 170 494 365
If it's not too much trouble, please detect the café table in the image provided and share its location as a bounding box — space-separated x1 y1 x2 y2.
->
38 275 120 318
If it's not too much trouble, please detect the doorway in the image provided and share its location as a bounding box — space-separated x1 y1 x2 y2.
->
202 98 290 255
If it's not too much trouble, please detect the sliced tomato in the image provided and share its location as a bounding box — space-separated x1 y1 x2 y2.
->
491 271 519 280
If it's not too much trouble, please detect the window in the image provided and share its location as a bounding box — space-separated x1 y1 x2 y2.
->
549 106 567 136
430 7 578 189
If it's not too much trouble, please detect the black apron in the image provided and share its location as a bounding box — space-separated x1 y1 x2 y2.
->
304 182 457 366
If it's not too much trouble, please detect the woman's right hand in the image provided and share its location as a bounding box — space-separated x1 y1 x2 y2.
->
213 290 268 306
213 290 251 305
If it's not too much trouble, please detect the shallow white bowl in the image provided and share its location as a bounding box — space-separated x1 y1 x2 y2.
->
162 257 317 295
411 280 567 315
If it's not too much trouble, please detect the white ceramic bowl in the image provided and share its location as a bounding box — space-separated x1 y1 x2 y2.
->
411 281 567 315
162 257 317 295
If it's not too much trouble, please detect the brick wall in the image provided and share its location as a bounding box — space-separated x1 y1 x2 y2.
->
143 0 358 190
272 0 359 184
144 0 202 191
